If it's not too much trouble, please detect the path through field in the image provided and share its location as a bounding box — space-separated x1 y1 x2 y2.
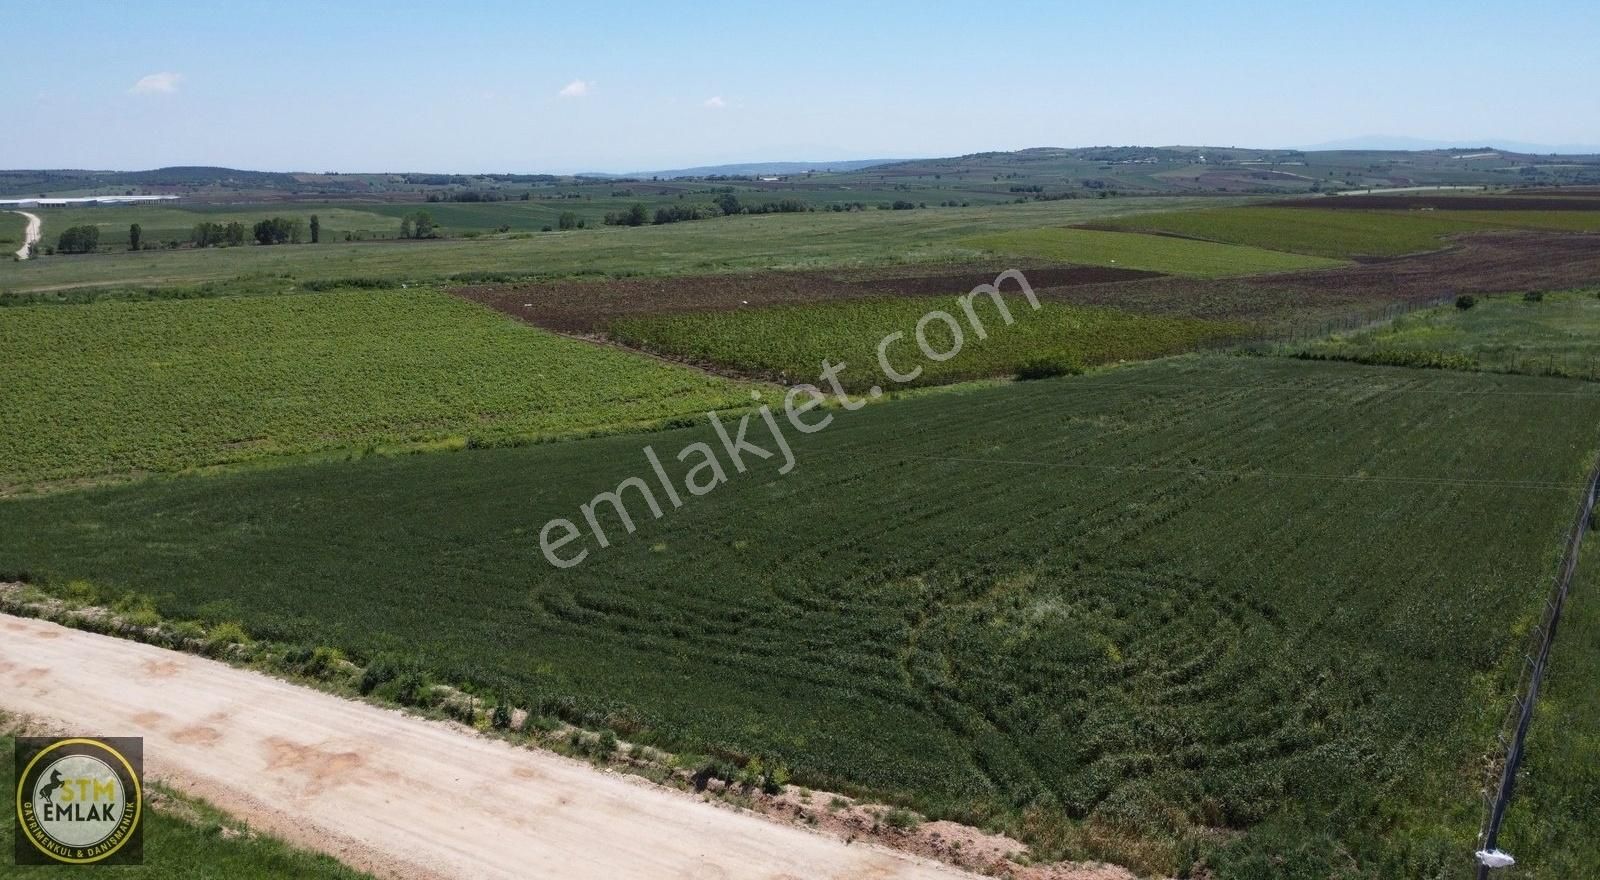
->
9 210 41 259
0 613 979 880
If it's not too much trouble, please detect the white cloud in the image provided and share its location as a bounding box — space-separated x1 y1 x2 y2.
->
558 79 592 98
130 72 182 95
703 96 727 109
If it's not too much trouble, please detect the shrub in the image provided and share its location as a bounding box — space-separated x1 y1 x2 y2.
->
168 620 207 644
1016 356 1084 381
359 652 409 694
204 621 250 655
490 699 512 730
443 696 476 723
300 277 401 292
301 646 344 678
1523 290 1544 303
62 579 102 606
884 808 921 831
1455 294 1476 310
519 712 558 735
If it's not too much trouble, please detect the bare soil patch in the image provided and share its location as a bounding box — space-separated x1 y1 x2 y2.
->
1010 230 1600 324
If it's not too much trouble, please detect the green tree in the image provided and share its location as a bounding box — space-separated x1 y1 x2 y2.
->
251 217 303 245
557 211 579 231
56 225 100 254
309 215 320 244
128 223 142 251
402 211 436 239
626 203 648 227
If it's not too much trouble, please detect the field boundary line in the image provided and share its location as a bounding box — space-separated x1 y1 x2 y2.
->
1474 453 1600 875
854 450 1583 492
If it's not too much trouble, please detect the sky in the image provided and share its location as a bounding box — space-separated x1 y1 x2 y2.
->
3 0 1598 173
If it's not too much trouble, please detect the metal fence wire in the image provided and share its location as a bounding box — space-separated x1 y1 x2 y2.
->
1474 457 1600 878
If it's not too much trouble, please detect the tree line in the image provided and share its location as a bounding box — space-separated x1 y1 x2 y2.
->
189 217 310 247
601 194 814 227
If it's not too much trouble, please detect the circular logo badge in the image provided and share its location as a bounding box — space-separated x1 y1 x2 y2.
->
16 738 142 864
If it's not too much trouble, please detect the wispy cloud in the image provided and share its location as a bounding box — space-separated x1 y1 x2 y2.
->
558 79 592 98
703 95 727 109
130 72 182 95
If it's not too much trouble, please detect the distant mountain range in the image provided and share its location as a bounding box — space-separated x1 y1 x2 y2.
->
605 159 907 179
1297 136 1600 155
7 143 1600 199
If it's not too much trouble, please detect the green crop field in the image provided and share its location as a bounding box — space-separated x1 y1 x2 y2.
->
610 297 1246 388
961 227 1343 276
27 204 406 251
1287 289 1600 379
0 198 1246 293
1432 209 1600 234
1496 538 1600 878
1098 205 1599 260
0 211 25 249
1096 206 1504 258
2 356 1595 877
0 289 756 488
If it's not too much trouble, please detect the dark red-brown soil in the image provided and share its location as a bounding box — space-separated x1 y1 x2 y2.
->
452 264 1161 333
1270 195 1600 211
1042 231 1600 324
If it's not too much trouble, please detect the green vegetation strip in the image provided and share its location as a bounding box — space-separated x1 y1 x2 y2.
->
2 356 1596 877
1096 206 1587 258
1285 289 1600 379
0 198 1244 293
0 212 25 250
0 726 369 878
1497 536 1600 877
0 288 756 487
610 297 1246 389
962 226 1343 276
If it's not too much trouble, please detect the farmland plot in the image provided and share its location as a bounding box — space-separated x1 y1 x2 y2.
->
609 297 1245 388
1095 205 1600 259
1286 289 1600 379
1 356 1596 876
0 289 756 487
961 227 1342 276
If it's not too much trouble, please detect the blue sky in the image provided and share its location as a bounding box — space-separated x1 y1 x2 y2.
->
4 0 1597 172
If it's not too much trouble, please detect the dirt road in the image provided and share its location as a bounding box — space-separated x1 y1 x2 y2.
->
9 210 41 260
0 614 977 879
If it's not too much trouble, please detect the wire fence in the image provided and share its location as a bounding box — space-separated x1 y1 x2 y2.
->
1474 454 1600 877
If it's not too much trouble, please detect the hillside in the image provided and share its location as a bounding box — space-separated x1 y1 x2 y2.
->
6 146 1599 202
